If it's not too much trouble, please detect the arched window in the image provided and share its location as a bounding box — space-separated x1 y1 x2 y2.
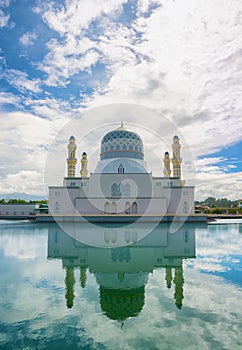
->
131 202 137 214
111 202 117 214
125 201 130 214
104 202 110 214
111 183 121 196
118 164 124 174
122 183 130 196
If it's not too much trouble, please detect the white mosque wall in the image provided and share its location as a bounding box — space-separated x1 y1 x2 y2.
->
63 178 89 190
88 173 153 198
49 187 79 215
152 178 181 197
75 197 167 215
164 186 194 215
49 183 194 215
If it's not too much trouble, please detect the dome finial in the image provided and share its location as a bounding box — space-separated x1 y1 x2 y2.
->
121 119 123 128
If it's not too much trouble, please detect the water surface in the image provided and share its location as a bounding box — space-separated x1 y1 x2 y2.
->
0 220 241 349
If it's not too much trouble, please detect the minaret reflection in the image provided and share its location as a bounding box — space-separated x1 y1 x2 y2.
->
173 264 184 310
48 223 197 320
65 267 75 309
165 267 172 289
80 267 87 288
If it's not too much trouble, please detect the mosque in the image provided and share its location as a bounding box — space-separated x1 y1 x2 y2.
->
48 124 195 219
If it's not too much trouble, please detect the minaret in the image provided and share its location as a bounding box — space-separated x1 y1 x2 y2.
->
80 152 88 178
163 152 171 178
67 136 77 178
171 135 182 178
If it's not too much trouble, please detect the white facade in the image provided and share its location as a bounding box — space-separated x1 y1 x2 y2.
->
49 126 194 216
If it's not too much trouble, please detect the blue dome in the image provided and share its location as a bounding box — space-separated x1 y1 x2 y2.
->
100 127 144 160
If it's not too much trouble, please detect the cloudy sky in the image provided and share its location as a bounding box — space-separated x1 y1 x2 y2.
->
0 0 242 200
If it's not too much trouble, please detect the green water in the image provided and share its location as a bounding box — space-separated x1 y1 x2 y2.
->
0 221 241 350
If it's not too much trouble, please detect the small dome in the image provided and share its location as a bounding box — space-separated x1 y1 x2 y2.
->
100 126 144 160
173 135 179 139
82 152 87 156
69 135 75 140
165 151 169 155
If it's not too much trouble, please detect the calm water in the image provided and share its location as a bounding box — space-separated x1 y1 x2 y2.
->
0 220 242 350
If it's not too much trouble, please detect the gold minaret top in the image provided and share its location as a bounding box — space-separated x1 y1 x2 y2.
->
80 152 88 178
163 151 171 178
67 136 77 178
171 135 182 178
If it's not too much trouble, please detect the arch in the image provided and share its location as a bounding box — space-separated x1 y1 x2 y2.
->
131 202 137 214
118 164 124 174
111 183 121 196
123 183 130 196
104 202 110 214
125 201 130 214
111 202 117 214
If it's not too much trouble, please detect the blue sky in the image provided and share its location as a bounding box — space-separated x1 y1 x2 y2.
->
0 0 242 199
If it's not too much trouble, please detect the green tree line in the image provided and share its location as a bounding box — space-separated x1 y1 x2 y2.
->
0 199 48 204
195 197 238 208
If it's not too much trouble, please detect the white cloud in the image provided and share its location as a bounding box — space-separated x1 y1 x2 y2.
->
1 0 242 199
0 8 9 27
42 0 127 36
137 0 160 15
19 31 37 46
196 157 227 167
3 69 42 93
0 230 46 259
0 170 45 195
39 45 99 87
0 91 20 106
35 0 128 86
0 0 13 28
193 156 242 199
0 110 69 195
195 170 242 200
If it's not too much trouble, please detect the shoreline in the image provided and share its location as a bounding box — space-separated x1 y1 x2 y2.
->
0 214 241 223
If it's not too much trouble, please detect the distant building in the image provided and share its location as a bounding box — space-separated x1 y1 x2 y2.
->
49 124 194 217
237 200 242 209
0 204 36 218
0 203 48 219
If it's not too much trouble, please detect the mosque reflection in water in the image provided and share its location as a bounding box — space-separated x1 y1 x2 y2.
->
47 224 196 322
